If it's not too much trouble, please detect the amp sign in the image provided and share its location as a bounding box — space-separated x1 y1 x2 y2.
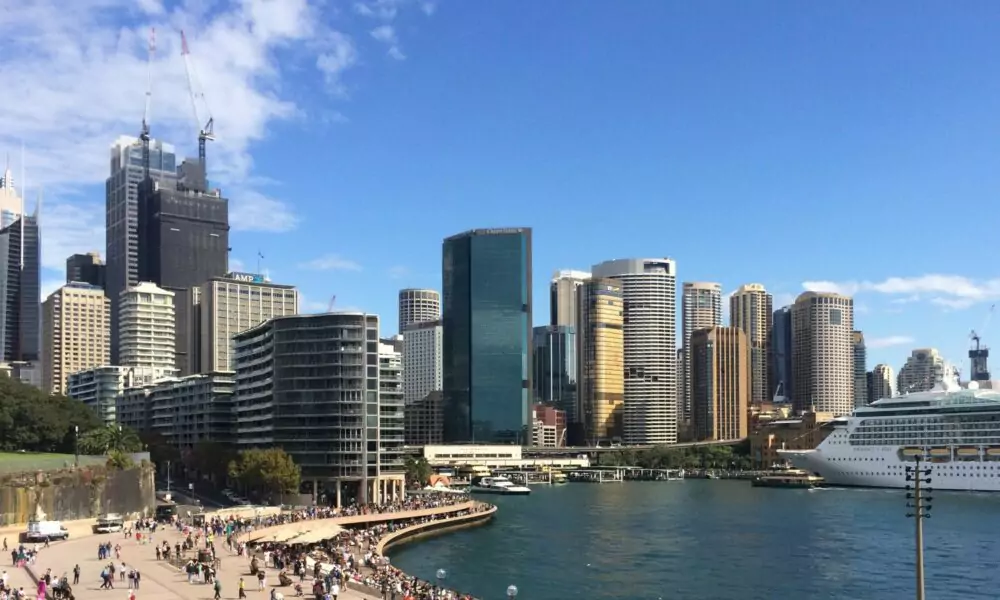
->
227 272 265 283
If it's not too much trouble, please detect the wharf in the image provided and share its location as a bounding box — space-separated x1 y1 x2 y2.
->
568 466 685 483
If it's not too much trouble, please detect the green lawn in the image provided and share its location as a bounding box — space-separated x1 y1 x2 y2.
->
0 452 106 474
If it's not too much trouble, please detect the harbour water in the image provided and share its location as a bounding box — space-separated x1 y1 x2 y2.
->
389 481 1000 600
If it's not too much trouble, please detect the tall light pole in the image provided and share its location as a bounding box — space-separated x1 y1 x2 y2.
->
73 425 79 467
905 451 933 600
166 460 172 494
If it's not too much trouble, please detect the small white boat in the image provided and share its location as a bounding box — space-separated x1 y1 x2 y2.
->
470 476 531 496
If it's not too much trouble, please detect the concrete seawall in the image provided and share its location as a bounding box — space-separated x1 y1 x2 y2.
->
376 503 497 555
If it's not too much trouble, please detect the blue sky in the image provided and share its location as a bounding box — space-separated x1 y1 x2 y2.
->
2 0 1000 377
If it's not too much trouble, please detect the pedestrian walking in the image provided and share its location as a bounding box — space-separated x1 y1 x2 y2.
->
73 565 80 585
134 571 141 590
213 579 221 600
238 577 246 599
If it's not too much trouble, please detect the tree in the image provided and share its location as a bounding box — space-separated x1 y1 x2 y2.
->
404 456 433 487
186 441 236 482
78 425 143 455
228 448 300 496
106 450 134 470
139 431 180 469
0 377 102 453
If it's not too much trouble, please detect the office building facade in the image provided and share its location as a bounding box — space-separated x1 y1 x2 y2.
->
691 326 750 441
66 252 106 288
106 136 178 362
575 280 624 445
791 292 855 416
729 283 773 407
770 306 793 403
852 331 867 409
234 313 404 505
137 180 229 375
897 348 947 394
195 274 298 373
398 288 440 334
119 282 176 373
42 283 110 395
402 319 443 405
549 270 590 328
442 228 532 443
404 391 444 445
591 259 676 444
0 213 40 364
681 282 723 429
531 325 577 418
869 363 895 403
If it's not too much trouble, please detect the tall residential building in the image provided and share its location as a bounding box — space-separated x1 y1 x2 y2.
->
194 273 298 374
682 282 723 428
852 331 867 409
869 363 895 403
549 270 590 328
137 178 229 375
0 213 40 364
691 326 750 441
234 313 405 505
729 284 773 407
119 282 176 373
115 373 236 447
575 278 624 445
770 306 793 403
442 228 532 443
592 259 677 445
378 341 406 474
402 320 443 405
397 289 440 334
897 348 947 394
67 365 166 425
106 136 178 363
66 252 106 288
531 325 577 418
791 292 855 416
41 283 110 395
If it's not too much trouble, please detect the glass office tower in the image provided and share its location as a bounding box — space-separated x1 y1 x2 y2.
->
442 228 532 443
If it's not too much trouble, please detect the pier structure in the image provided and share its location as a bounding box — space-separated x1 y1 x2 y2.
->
568 466 685 483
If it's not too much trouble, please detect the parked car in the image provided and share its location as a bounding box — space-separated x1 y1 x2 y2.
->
22 520 69 543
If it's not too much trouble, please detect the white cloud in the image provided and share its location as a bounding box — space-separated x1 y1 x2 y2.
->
228 190 299 233
772 292 797 309
370 25 406 60
803 275 1000 310
42 202 105 271
229 258 246 272
298 255 363 272
354 0 403 20
388 265 410 279
867 335 916 349
855 302 870 315
421 2 437 16
317 31 360 95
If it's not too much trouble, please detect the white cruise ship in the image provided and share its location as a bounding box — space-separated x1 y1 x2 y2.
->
780 373 1000 492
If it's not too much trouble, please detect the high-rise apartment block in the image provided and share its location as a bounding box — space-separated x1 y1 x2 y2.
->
193 273 298 373
532 325 577 418
402 319 443 442
66 252 106 288
791 292 855 416
234 313 405 504
852 331 867 409
575 278 624 445
691 326 750 441
442 228 532 443
770 306 793 402
729 284 772 406
0 213 40 364
897 348 947 394
378 341 406 474
682 282 723 429
397 289 440 334
115 373 236 448
119 282 176 374
42 283 110 395
869 363 894 403
106 136 178 363
592 259 677 445
550 270 589 328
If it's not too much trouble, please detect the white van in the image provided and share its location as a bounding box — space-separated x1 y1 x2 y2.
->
94 514 125 534
22 521 69 542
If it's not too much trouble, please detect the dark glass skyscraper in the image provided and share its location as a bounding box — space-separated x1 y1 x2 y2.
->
442 228 532 443
138 180 229 375
770 306 793 403
0 214 40 363
531 325 577 420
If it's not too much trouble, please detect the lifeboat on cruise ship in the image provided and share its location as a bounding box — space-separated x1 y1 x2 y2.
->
929 448 952 462
986 448 1000 460
956 447 980 460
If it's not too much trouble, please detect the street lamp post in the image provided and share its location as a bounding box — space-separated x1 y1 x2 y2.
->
507 584 518 599
73 426 79 467
905 452 933 600
166 460 171 494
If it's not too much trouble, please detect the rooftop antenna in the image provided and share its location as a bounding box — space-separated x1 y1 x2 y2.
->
256 250 264 274
140 27 156 182
180 29 215 180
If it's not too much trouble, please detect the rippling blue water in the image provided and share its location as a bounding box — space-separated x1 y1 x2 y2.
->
388 481 1000 600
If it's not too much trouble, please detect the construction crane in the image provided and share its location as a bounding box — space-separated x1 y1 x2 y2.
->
180 29 215 178
328 295 337 312
140 27 156 181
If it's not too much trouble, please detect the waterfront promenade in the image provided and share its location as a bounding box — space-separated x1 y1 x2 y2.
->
8 500 494 600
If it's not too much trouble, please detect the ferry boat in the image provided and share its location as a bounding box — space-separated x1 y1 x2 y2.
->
751 469 824 489
780 371 1000 492
470 476 532 496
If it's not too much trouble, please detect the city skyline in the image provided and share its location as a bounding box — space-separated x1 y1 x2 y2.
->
2 2 1000 373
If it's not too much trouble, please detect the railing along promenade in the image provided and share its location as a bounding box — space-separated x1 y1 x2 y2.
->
374 502 496 555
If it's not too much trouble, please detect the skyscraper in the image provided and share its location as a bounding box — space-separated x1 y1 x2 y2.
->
106 136 178 363
41 283 110 395
852 331 867 409
791 291 855 416
575 278 624 445
531 325 577 418
770 306 793 402
549 270 590 328
682 282 723 428
119 282 176 374
729 283 773 407
137 178 229 375
691 326 750 441
0 213 40 363
897 348 947 393
592 258 677 445
869 363 894 403
397 289 440 334
402 319 444 445
0 161 22 228
66 252 106 288
442 228 532 443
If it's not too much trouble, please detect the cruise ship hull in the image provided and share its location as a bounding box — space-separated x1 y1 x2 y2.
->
780 447 1000 492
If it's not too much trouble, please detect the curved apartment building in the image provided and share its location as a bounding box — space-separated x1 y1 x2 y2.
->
592 258 677 445
398 288 441 334
791 291 855 416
